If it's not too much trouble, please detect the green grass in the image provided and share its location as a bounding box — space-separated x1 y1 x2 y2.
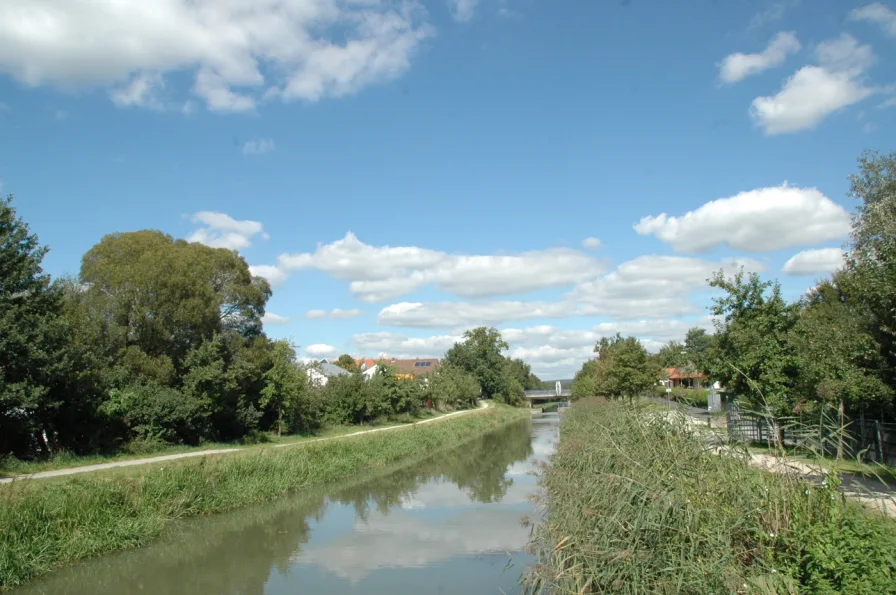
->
0 404 526 589
524 398 896 595
0 409 452 478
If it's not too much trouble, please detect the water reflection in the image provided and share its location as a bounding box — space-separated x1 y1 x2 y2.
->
19 414 559 595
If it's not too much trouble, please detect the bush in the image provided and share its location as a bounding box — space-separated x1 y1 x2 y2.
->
525 400 896 594
100 383 208 445
652 385 710 408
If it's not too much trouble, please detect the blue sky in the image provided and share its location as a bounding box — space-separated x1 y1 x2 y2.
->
1 0 894 377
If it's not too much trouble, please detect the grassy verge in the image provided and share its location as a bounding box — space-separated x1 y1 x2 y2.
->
524 399 896 594
0 409 452 478
0 404 526 589
747 444 896 484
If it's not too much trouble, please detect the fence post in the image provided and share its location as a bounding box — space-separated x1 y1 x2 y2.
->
876 420 885 463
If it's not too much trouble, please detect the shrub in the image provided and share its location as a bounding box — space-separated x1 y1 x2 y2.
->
100 383 208 445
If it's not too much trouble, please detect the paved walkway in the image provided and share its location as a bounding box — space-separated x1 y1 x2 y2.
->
0 401 489 484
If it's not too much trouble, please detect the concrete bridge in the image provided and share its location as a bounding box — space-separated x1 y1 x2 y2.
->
523 388 572 407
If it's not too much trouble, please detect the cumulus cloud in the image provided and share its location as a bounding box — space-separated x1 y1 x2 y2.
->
782 247 846 275
569 255 764 319
187 211 268 251
634 184 851 253
110 73 166 110
249 264 289 286
306 308 363 319
261 312 291 325
377 300 590 328
748 0 800 31
582 237 602 250
850 3 896 36
0 0 433 112
750 34 876 134
306 344 338 357
242 138 275 156
448 0 480 22
719 31 801 84
261 232 606 302
353 331 463 357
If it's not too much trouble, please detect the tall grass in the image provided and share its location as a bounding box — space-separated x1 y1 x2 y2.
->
524 399 896 594
0 405 527 589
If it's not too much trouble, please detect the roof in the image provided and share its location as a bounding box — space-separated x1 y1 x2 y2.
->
664 367 706 380
355 357 440 376
317 362 352 377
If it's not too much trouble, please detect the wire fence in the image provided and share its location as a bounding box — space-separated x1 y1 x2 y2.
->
727 404 896 467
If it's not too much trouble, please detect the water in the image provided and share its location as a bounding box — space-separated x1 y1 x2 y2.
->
18 414 559 595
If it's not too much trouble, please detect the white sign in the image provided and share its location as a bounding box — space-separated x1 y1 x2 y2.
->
665 388 672 393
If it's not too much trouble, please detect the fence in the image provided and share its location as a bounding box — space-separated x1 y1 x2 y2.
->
727 405 896 467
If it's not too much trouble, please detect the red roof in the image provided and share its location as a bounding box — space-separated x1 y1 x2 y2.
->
664 367 705 380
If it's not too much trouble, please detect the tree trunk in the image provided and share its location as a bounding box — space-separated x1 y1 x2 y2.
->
837 399 845 461
277 407 283 437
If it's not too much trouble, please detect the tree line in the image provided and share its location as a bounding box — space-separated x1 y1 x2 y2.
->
0 199 541 460
572 151 896 420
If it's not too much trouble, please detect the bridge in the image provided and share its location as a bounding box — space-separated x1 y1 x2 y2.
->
523 388 572 407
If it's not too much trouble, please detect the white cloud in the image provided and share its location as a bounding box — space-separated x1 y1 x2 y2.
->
262 312 291 325
719 31 801 84
750 34 876 134
306 344 338 357
748 0 799 31
267 232 606 302
0 0 433 112
249 264 289 286
879 96 896 109
634 184 851 253
242 138 275 156
448 0 480 22
850 3 896 36
306 308 363 319
353 331 463 357
782 247 845 275
110 73 165 109
568 255 765 319
582 237 602 250
377 300 589 328
187 211 268 251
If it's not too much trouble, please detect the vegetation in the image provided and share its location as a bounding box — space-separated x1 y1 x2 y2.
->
1 197 539 468
650 385 710 408
571 334 659 402
443 326 540 405
525 399 896 594
0 404 528 589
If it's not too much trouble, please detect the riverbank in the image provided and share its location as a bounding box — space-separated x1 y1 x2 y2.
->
524 399 896 594
0 403 527 590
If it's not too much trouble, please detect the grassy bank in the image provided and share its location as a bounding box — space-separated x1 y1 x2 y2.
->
0 409 453 478
0 404 527 589
524 399 896 594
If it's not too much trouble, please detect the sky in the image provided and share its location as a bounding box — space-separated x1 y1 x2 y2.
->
1 0 894 379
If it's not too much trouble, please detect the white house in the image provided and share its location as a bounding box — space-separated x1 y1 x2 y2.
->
306 361 352 387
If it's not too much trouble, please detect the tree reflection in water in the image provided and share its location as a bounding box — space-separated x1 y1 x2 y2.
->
18 419 534 595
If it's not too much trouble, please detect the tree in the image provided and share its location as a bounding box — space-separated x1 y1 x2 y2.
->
843 150 896 391
443 327 511 401
261 341 306 436
571 359 598 400
428 365 480 409
334 354 360 373
590 334 659 402
655 340 688 368
506 358 543 390
708 270 799 416
79 230 270 366
0 195 70 457
684 328 716 376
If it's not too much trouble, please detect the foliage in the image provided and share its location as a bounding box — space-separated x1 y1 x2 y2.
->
426 365 481 409
524 400 896 595
708 270 800 416
655 340 687 368
684 327 716 375
505 357 543 390
260 341 308 436
444 326 513 402
591 334 659 401
100 382 207 445
334 354 360 373
570 359 597 400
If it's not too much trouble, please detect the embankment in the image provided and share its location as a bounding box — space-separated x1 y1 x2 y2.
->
0 404 527 590
524 399 896 594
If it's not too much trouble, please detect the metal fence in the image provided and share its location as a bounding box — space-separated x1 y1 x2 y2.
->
727 405 896 467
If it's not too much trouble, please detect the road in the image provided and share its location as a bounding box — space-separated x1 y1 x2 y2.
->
0 401 489 484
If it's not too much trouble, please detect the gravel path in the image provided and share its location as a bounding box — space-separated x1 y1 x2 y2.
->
0 401 489 484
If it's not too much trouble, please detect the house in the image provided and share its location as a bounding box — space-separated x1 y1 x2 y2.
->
307 361 352 387
661 367 706 389
355 357 440 380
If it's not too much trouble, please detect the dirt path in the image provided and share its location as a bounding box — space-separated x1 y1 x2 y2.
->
0 401 489 484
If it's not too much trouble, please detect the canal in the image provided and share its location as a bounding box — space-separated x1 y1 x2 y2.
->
18 413 559 595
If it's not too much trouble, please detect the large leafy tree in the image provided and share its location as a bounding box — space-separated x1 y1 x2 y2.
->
506 357 543 390
79 231 270 367
655 340 688 368
843 150 896 391
684 327 716 375
571 359 598 400
590 334 659 402
261 341 307 436
708 270 799 415
443 327 511 401
334 354 360 373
